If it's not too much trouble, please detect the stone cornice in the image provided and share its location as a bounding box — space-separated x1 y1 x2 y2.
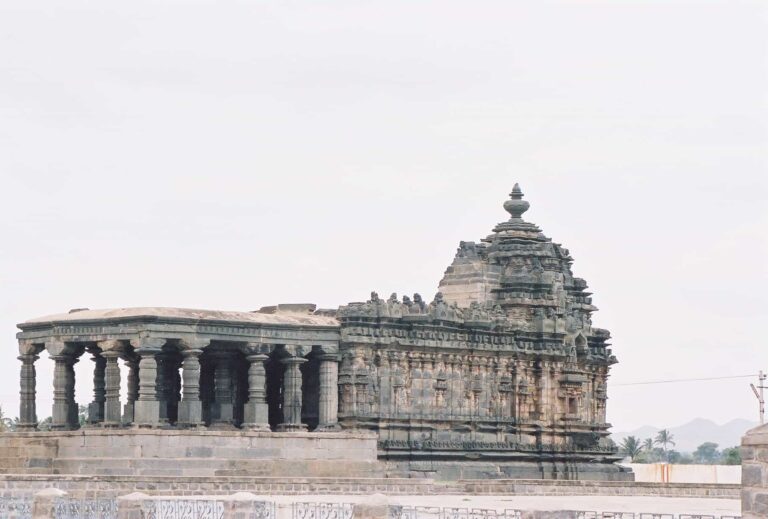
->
16 316 340 350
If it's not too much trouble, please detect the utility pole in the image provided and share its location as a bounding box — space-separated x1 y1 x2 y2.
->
750 370 766 425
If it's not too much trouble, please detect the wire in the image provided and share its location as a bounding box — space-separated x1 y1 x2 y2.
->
613 374 758 387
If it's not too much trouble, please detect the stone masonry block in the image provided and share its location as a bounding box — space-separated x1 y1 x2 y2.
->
743 464 763 487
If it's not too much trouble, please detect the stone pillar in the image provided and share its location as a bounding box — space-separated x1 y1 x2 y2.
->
122 358 139 425
98 340 123 427
50 354 69 430
88 351 106 425
210 351 234 428
47 341 79 430
742 423 768 519
178 338 209 427
156 352 172 424
17 342 42 431
243 353 270 431
317 353 340 430
277 355 308 431
169 357 182 423
65 357 79 429
131 338 166 427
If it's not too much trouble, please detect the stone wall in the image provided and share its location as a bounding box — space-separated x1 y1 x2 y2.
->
0 474 740 499
0 429 380 478
0 491 740 519
742 423 768 518
621 463 741 484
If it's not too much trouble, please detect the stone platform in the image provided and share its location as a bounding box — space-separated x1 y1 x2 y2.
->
0 474 741 499
0 429 381 478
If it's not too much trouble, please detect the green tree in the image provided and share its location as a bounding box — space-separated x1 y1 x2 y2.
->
38 416 52 431
720 446 741 465
0 405 13 432
619 435 643 461
643 437 654 452
668 450 693 464
654 429 675 461
693 442 720 464
78 404 88 427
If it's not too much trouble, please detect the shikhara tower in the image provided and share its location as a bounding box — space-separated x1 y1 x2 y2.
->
337 184 619 479
11 185 626 481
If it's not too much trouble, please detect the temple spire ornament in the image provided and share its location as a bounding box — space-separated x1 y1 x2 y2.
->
503 182 530 220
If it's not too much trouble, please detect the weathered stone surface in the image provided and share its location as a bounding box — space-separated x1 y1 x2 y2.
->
743 423 768 518
336 186 619 479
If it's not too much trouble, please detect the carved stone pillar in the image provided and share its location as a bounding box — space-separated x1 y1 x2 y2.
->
243 353 270 431
210 352 234 428
317 353 340 430
98 340 122 427
17 342 42 431
277 356 308 431
131 338 165 427
88 351 106 425
178 338 209 427
50 353 69 430
47 341 78 430
156 352 171 424
65 355 79 429
122 358 139 425
169 357 182 423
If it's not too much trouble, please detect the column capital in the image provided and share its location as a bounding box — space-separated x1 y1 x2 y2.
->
98 339 123 354
130 337 166 352
18 341 43 356
246 353 269 363
318 353 341 363
45 340 76 357
283 344 310 358
242 342 273 356
50 354 78 364
178 337 211 351
17 353 39 363
280 356 308 366
181 348 204 358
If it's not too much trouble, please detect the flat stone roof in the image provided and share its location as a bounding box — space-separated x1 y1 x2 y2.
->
21 307 340 328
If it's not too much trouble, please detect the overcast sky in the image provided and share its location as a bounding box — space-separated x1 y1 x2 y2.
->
1 0 766 434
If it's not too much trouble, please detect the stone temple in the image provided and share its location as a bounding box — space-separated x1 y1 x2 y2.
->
6 185 628 481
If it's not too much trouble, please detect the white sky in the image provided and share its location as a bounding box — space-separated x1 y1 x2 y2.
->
0 0 766 433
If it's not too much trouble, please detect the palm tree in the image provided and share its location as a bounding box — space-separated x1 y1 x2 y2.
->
654 429 675 461
619 436 643 462
643 437 654 453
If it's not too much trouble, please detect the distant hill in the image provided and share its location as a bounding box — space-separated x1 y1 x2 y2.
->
611 418 758 453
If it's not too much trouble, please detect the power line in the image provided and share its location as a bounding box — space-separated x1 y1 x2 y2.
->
613 374 758 387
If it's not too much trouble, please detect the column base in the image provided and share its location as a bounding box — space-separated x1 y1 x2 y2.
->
244 402 269 427
177 400 203 426
276 423 308 432
134 400 160 427
315 423 342 432
14 423 38 432
176 422 206 429
122 402 135 425
242 423 272 432
87 402 104 425
50 424 79 431
208 422 237 430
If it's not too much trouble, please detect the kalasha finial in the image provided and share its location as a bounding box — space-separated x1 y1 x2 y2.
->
503 183 530 219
